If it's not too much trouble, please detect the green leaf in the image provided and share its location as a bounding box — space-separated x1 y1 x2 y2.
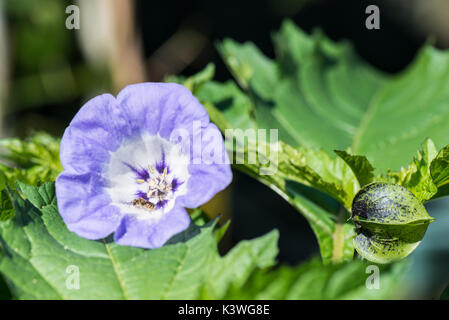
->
431 144 449 187
173 21 449 264
196 98 355 264
278 144 358 210
197 80 256 130
285 184 355 265
196 21 449 261
217 39 273 92
226 144 355 265
0 182 279 299
430 144 449 198
218 20 449 174
223 258 408 299
166 63 215 94
0 190 14 222
218 21 385 161
334 150 375 188
0 132 62 186
383 139 438 202
1 182 402 300
200 230 278 299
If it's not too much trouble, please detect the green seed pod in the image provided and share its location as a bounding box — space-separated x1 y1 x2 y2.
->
352 182 434 264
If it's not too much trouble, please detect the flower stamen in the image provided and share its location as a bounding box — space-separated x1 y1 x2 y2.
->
131 162 177 212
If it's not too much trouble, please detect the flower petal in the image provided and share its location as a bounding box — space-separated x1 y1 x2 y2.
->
56 171 122 239
178 123 233 208
60 94 127 174
117 82 210 139
113 206 190 248
60 127 111 174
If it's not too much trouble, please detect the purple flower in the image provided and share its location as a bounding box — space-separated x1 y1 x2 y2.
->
56 83 232 248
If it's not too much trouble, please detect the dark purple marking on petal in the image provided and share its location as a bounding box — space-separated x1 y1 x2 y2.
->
171 178 183 192
155 147 170 174
123 162 150 181
135 190 149 201
156 200 168 209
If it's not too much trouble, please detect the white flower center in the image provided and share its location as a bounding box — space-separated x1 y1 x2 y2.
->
104 134 190 217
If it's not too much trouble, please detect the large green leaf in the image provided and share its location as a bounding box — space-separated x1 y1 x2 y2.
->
218 20 449 174
195 21 449 265
197 84 356 264
0 182 279 299
222 258 408 300
0 181 403 300
194 79 357 264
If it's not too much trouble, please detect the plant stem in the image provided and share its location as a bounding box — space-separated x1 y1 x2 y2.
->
332 205 346 264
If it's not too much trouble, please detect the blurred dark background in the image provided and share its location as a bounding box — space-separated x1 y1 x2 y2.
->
1 0 449 299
